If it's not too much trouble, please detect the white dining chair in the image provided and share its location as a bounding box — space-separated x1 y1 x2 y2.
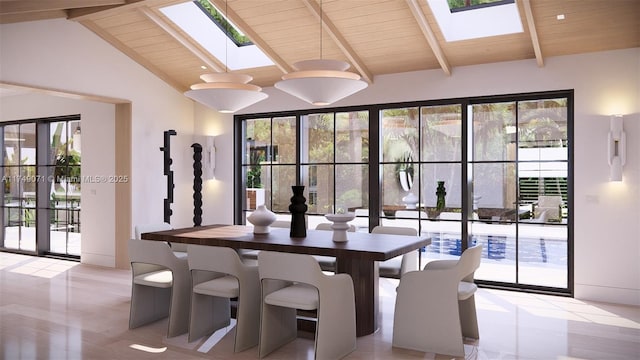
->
371 226 419 279
134 222 187 258
128 238 191 338
257 251 356 359
187 245 260 352
393 244 483 357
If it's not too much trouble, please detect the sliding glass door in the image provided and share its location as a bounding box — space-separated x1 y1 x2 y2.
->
0 116 81 258
2 123 37 252
236 90 572 294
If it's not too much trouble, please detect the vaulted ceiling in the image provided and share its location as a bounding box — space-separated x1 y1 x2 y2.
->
2 0 639 93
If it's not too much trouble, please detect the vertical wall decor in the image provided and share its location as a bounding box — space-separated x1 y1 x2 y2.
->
203 136 216 179
160 129 176 223
191 143 203 226
608 114 626 181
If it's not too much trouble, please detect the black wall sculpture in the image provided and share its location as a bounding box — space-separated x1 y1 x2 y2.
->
160 130 177 223
191 143 203 227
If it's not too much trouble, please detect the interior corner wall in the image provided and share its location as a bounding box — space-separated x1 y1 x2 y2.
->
240 48 640 306
0 18 196 267
0 93 116 266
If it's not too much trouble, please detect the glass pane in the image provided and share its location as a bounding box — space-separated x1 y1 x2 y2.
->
473 102 516 161
272 116 296 164
244 165 265 210
381 163 412 216
423 219 464 259
336 111 369 163
518 224 567 288
21 166 37 202
67 166 81 194
381 107 419 162
473 163 518 222
420 163 462 217
69 121 82 155
4 124 20 166
49 228 67 254
421 105 462 161
518 162 567 222
50 121 67 166
302 113 334 163
302 165 334 215
518 98 568 149
245 118 271 165
270 165 296 213
21 123 36 166
335 164 368 213
471 222 517 283
4 167 20 204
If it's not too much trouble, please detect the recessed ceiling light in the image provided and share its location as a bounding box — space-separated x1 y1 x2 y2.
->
200 65 207 70
557 14 565 20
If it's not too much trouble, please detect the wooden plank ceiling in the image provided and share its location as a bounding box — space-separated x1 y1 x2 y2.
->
1 0 639 93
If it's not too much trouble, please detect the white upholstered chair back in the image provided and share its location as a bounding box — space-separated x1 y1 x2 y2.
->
257 251 356 359
187 245 260 352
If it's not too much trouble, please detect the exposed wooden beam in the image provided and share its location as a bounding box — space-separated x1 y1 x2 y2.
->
406 0 451 76
0 9 66 24
67 0 144 21
79 18 187 92
0 81 129 104
208 0 293 75
139 7 224 73
301 0 373 84
0 0 125 15
520 0 544 67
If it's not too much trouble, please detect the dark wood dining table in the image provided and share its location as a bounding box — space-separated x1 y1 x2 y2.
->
141 224 430 337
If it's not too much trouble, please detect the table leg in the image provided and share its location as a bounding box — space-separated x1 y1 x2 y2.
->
336 256 379 337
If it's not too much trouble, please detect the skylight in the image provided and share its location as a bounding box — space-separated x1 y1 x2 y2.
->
160 1 273 71
447 0 512 12
427 0 523 42
195 0 252 47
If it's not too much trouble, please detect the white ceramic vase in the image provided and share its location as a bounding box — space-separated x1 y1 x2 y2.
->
325 212 355 242
402 192 418 209
247 205 276 234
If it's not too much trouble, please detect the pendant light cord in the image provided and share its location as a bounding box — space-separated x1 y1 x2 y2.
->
319 0 322 60
224 0 228 73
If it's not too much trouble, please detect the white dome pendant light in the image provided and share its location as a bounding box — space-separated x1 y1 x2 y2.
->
185 73 267 113
184 0 267 113
275 59 367 106
274 1 367 106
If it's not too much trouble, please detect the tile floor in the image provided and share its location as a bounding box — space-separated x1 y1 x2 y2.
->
1 252 638 359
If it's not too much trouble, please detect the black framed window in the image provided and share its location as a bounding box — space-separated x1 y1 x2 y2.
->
235 90 573 295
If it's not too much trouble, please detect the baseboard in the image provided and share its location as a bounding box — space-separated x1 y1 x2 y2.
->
574 283 640 306
81 252 115 268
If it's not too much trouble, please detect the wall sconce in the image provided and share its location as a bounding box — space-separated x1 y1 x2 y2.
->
608 115 625 181
203 136 216 179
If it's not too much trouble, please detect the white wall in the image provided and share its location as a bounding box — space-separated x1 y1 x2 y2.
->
0 19 197 265
241 48 640 306
0 17 637 305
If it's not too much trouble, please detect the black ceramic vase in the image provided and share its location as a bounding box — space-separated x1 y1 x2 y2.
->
289 185 308 237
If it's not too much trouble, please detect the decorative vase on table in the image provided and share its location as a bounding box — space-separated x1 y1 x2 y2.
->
436 181 446 211
289 185 308 237
325 212 356 242
247 204 276 234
